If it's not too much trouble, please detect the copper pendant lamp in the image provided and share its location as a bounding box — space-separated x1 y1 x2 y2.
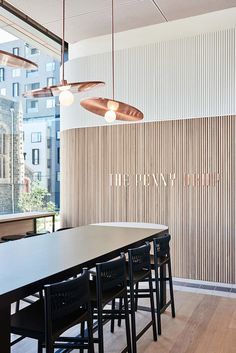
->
80 0 143 122
23 0 105 106
0 50 37 70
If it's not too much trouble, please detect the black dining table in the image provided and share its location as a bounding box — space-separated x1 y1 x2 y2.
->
0 224 167 353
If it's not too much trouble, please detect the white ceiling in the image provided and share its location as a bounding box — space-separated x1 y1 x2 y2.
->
6 0 236 43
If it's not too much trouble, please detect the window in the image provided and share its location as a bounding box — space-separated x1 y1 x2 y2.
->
13 47 19 55
25 82 40 91
26 69 38 78
0 156 6 178
12 82 19 97
27 100 38 113
31 48 40 55
33 172 41 181
0 68 5 82
46 99 55 108
56 171 60 182
31 132 41 143
0 129 6 155
56 131 60 140
0 88 6 96
12 69 21 78
47 77 55 86
57 147 60 164
32 149 39 165
0 128 7 179
46 62 55 71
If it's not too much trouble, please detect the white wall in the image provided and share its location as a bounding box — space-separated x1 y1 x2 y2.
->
61 8 236 131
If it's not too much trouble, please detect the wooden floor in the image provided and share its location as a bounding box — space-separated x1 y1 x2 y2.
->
12 290 236 353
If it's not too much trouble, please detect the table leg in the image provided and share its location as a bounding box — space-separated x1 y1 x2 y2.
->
0 304 11 353
52 214 55 232
160 263 167 309
33 218 37 233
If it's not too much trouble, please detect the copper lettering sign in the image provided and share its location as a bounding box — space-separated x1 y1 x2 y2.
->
109 173 220 187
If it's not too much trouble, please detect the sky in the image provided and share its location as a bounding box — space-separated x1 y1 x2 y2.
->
0 28 17 44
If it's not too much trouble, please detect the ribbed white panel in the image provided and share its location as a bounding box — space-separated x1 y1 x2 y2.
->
62 28 236 130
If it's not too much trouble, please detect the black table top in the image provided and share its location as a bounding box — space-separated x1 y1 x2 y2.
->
0 225 166 301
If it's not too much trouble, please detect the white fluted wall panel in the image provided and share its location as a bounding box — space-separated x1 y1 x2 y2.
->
62 28 236 130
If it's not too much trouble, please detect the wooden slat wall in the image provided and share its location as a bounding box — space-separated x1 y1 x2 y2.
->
61 116 236 284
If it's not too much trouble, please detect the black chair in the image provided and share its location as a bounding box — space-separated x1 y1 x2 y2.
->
127 242 157 353
151 234 175 334
11 269 94 353
91 255 132 353
133 234 175 335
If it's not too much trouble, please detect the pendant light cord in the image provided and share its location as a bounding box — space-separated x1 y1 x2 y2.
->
61 0 65 82
112 0 115 100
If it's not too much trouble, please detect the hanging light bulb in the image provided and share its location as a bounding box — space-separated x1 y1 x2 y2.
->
58 84 74 106
59 89 74 106
23 0 105 100
104 110 116 122
80 0 143 123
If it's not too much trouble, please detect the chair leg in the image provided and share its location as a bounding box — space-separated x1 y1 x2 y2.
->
123 293 132 353
148 273 157 341
80 321 85 353
134 282 139 311
154 266 162 335
37 340 43 353
129 283 137 353
118 297 122 327
45 341 54 353
168 259 175 318
110 299 115 333
97 303 104 353
15 300 20 313
87 317 95 353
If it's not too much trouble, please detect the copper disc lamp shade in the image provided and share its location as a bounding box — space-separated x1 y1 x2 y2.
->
80 0 143 122
23 0 105 106
0 50 37 70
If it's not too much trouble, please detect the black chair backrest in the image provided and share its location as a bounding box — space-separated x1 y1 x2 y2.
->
96 255 126 293
128 242 151 273
44 269 90 327
153 234 171 258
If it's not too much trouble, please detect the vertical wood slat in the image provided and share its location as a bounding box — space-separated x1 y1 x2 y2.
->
61 116 236 284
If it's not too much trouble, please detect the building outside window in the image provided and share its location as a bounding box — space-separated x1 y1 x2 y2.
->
32 148 39 165
12 69 21 78
26 100 38 113
56 131 60 140
0 88 6 96
0 68 5 82
25 82 40 91
57 147 60 164
0 127 8 179
0 156 6 179
0 37 60 212
46 62 55 71
46 99 55 108
26 69 38 78
31 48 40 55
47 77 55 86
31 132 41 143
56 171 60 181
33 171 41 181
12 47 19 55
12 82 19 97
